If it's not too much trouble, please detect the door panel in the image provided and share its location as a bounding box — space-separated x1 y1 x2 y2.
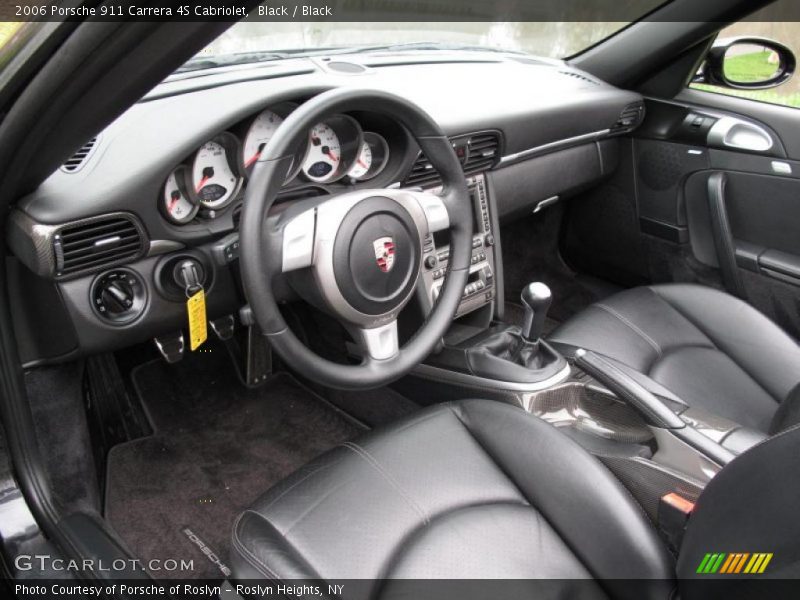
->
643 96 800 337
563 95 800 337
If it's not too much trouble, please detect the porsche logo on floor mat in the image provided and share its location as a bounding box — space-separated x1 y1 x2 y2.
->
182 527 232 576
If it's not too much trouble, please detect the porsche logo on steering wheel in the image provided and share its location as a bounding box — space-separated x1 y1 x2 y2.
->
373 237 396 273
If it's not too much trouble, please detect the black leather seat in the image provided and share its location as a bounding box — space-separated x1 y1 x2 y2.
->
549 284 800 434
231 400 800 599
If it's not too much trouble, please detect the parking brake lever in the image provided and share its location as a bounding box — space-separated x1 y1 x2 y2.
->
575 349 684 429
575 348 734 466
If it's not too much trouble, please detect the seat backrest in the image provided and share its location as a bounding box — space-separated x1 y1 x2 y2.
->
678 424 800 598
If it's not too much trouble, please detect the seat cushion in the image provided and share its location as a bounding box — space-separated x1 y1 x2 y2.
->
549 284 800 433
231 400 675 599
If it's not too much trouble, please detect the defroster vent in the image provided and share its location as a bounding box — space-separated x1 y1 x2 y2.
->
61 137 99 173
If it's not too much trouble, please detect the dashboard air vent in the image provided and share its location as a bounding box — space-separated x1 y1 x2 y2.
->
403 131 501 188
612 102 645 133
54 215 145 277
463 132 500 174
404 154 440 188
60 137 99 173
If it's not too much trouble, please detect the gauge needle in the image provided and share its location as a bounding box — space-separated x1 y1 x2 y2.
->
196 176 210 192
168 197 179 212
323 147 338 162
244 152 261 168
357 159 368 169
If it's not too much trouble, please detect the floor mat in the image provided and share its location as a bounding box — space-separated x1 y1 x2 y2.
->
105 348 363 580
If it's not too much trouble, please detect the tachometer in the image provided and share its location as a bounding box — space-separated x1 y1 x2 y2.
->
242 109 283 170
161 166 198 225
346 132 389 181
241 104 294 172
192 134 242 209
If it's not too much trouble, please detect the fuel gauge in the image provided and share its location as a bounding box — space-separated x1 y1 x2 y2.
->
161 166 198 225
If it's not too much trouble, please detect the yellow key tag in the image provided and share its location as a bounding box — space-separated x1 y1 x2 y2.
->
186 289 207 351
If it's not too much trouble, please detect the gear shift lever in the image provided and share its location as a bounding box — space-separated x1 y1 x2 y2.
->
520 282 552 342
460 280 565 383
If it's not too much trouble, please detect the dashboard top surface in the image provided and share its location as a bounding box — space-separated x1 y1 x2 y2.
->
18 53 640 239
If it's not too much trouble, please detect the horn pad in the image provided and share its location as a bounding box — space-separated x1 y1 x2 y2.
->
332 196 421 316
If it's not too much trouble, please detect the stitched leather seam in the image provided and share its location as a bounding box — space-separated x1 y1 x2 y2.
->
341 441 430 524
649 286 779 405
446 404 530 506
231 512 282 581
256 460 339 515
281 481 347 536
373 498 533 582
450 403 667 580
594 303 663 358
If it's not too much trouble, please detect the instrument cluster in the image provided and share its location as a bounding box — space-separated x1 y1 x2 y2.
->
160 102 393 225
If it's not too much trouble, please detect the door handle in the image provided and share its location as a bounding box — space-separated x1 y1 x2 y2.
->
707 116 774 153
707 172 745 298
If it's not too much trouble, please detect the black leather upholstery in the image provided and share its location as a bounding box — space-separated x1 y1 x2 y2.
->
678 424 800 594
549 284 800 433
232 400 675 598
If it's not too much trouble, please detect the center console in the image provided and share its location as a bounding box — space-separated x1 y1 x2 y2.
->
398 170 758 537
419 174 496 318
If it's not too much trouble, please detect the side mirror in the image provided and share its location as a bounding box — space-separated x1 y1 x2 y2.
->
694 36 795 90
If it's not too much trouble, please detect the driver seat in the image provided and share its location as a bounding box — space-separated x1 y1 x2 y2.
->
231 400 800 599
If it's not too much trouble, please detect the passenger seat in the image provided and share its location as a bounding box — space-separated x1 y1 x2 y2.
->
548 284 800 435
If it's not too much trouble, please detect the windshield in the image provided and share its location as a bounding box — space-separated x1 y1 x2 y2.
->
186 21 633 71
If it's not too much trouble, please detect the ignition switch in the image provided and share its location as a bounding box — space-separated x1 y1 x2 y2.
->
175 258 205 295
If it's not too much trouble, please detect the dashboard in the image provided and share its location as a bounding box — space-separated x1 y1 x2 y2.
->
5 52 643 365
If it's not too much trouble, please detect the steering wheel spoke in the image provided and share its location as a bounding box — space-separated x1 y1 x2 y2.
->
407 190 449 233
355 320 399 361
281 207 316 272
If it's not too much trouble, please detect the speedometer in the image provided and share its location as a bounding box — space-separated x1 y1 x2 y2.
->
302 123 342 183
192 135 242 209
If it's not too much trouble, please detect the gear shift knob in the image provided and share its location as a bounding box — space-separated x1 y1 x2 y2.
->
520 282 552 342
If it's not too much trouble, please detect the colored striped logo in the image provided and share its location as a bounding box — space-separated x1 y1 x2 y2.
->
696 553 773 574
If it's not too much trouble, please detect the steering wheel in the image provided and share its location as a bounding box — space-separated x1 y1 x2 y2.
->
239 88 471 390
